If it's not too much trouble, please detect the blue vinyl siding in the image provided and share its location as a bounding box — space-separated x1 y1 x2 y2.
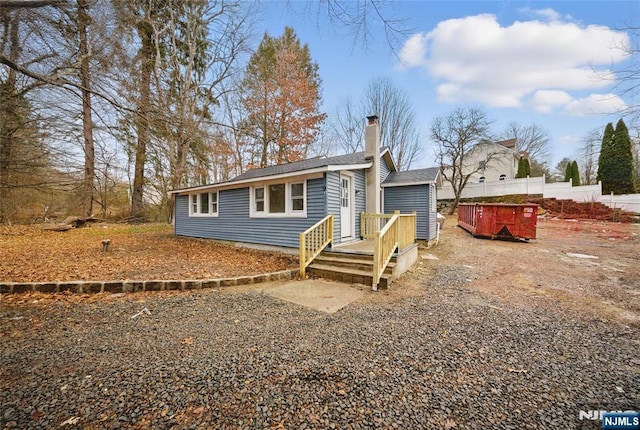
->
174 177 326 248
380 157 391 183
384 184 435 240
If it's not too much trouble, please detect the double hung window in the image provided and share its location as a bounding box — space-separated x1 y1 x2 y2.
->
251 181 306 217
189 192 218 216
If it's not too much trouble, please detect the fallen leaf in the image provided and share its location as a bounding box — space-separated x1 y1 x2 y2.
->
444 418 457 429
181 337 194 345
60 417 80 426
0 223 297 284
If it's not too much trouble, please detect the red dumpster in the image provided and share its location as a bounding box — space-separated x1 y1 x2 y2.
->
457 203 538 240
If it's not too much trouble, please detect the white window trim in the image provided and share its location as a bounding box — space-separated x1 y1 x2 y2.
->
430 184 437 212
250 180 307 218
188 191 219 217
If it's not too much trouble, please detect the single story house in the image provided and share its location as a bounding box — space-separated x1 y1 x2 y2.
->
171 116 441 250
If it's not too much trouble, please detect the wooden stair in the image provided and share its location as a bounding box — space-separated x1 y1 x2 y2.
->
306 251 395 289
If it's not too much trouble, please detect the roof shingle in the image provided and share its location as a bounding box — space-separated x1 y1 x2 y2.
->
230 151 371 182
382 167 440 186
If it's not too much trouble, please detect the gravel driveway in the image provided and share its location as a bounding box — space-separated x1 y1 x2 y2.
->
1 219 638 429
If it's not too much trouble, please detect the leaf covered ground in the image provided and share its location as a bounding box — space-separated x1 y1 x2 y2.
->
0 223 297 282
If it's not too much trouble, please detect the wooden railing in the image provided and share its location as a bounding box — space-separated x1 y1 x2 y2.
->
397 213 417 249
371 211 417 290
361 213 394 239
373 215 399 290
299 215 334 277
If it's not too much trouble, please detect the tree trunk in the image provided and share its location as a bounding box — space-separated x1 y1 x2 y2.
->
77 0 94 217
130 24 153 218
448 194 461 215
0 13 20 223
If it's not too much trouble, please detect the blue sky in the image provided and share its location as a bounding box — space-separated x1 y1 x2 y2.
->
257 1 638 169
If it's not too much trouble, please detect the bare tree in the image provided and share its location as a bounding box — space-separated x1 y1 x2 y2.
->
331 96 362 154
499 122 551 168
552 157 572 183
331 77 422 170
307 0 410 52
576 128 602 185
608 26 640 123
1 1 127 222
0 4 87 222
115 0 253 221
364 77 421 170
431 106 493 214
76 0 94 216
214 81 253 178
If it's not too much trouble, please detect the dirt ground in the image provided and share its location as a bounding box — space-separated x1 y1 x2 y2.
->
1 217 639 329
396 215 640 327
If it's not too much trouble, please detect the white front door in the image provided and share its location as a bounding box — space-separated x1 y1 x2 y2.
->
340 174 352 238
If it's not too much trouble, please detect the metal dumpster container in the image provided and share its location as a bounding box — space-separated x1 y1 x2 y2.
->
457 203 538 240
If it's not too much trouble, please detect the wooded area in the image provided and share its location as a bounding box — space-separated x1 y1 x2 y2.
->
1 0 388 224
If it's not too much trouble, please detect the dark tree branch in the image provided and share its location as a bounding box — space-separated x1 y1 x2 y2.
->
0 0 68 8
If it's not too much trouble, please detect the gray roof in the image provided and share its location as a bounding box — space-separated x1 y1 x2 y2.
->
171 149 388 194
230 150 372 182
382 167 440 187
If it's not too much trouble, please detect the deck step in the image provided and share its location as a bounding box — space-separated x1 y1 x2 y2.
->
322 251 375 260
312 255 395 274
307 263 392 289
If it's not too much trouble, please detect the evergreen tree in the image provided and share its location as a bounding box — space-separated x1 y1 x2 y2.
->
515 157 527 178
570 160 580 186
610 119 636 194
523 157 531 177
596 123 615 193
564 162 572 183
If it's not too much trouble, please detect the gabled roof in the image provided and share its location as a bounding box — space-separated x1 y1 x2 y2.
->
474 139 519 154
497 138 517 149
381 167 440 187
171 148 395 194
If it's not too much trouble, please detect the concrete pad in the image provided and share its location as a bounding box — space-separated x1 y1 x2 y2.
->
262 279 364 313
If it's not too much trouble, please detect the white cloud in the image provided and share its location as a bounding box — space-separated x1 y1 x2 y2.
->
530 90 573 113
518 7 569 22
563 93 628 116
398 12 631 111
398 33 428 69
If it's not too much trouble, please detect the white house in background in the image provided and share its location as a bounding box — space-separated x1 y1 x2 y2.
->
460 138 523 183
440 139 522 186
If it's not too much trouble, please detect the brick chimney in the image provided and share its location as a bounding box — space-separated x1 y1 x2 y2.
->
365 115 381 214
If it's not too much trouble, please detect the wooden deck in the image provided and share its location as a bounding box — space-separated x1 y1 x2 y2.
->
331 238 414 255
331 239 375 254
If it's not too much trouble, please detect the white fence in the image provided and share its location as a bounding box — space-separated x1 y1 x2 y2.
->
601 193 640 213
438 176 640 214
438 176 545 199
542 181 602 201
